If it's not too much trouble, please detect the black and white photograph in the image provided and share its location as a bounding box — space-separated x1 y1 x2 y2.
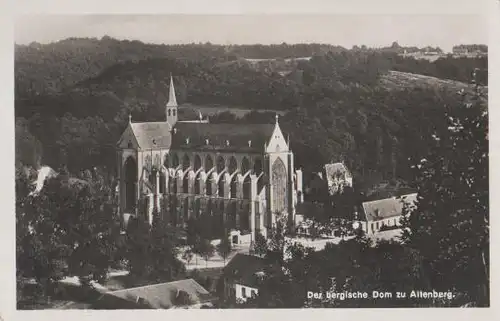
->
11 0 492 312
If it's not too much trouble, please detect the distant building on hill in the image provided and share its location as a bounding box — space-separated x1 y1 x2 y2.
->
452 44 488 57
355 193 417 235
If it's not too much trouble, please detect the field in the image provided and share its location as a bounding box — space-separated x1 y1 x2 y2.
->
180 103 288 118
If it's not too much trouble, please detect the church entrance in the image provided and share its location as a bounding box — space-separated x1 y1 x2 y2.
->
124 156 138 212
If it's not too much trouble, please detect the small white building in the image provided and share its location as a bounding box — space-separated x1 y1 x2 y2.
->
324 163 353 195
220 254 268 303
356 193 417 235
307 162 353 198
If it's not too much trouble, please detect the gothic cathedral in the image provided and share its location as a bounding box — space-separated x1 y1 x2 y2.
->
116 75 303 240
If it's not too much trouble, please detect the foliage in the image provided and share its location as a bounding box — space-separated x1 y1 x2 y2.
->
253 232 268 258
16 118 43 168
173 290 192 307
194 239 215 268
16 168 121 297
400 75 489 306
125 207 185 283
216 232 232 265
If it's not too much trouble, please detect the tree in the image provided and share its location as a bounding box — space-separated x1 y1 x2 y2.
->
253 232 268 258
16 169 121 302
216 233 232 265
173 290 192 307
182 248 194 268
149 206 185 282
195 239 215 268
401 72 488 306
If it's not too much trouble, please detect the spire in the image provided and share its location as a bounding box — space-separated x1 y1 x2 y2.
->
275 113 279 124
129 114 132 124
166 73 178 107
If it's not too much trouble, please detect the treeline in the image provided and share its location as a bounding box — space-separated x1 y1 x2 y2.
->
15 36 487 100
391 55 488 85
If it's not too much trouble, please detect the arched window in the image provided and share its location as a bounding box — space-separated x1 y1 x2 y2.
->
194 154 202 171
216 156 225 173
144 155 152 171
183 174 189 193
228 156 237 174
241 157 250 174
172 154 179 167
173 109 176 117
164 155 170 168
182 154 190 170
218 174 226 197
254 158 263 175
206 175 213 196
205 155 214 172
154 154 161 169
159 172 166 194
195 174 201 194
230 175 238 198
124 157 138 212
243 175 251 199
272 157 288 214
168 109 171 116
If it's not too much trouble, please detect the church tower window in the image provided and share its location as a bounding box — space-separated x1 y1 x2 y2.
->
272 157 288 214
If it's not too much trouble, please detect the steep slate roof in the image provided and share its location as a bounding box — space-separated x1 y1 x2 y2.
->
102 278 213 309
361 193 417 222
222 254 268 288
171 122 276 152
130 122 172 149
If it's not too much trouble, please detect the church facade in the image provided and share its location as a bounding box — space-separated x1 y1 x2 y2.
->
116 76 303 240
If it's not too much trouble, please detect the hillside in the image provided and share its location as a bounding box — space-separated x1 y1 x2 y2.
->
379 70 483 94
14 39 488 191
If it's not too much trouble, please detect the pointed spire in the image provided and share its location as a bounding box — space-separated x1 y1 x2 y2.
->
275 113 279 124
166 73 178 107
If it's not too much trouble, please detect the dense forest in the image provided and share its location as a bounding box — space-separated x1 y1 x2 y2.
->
15 37 488 192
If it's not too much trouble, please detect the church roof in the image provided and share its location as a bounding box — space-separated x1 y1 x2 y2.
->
130 122 172 149
171 122 276 152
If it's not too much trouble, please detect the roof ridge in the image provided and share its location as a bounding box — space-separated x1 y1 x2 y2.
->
107 278 197 294
362 193 417 205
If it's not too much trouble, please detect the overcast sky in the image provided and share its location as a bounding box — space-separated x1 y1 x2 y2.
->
14 14 488 52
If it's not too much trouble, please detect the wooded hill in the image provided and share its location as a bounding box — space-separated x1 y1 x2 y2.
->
15 37 488 193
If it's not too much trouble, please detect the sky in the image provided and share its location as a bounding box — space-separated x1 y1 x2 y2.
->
14 14 488 53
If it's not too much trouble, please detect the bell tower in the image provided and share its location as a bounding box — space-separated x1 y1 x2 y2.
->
166 74 178 127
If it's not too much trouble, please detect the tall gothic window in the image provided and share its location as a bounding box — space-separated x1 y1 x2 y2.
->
272 158 288 214
205 155 214 172
194 155 202 171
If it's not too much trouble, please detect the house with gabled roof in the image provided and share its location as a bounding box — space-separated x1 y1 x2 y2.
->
219 253 269 303
94 278 214 309
116 74 304 239
356 193 417 235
